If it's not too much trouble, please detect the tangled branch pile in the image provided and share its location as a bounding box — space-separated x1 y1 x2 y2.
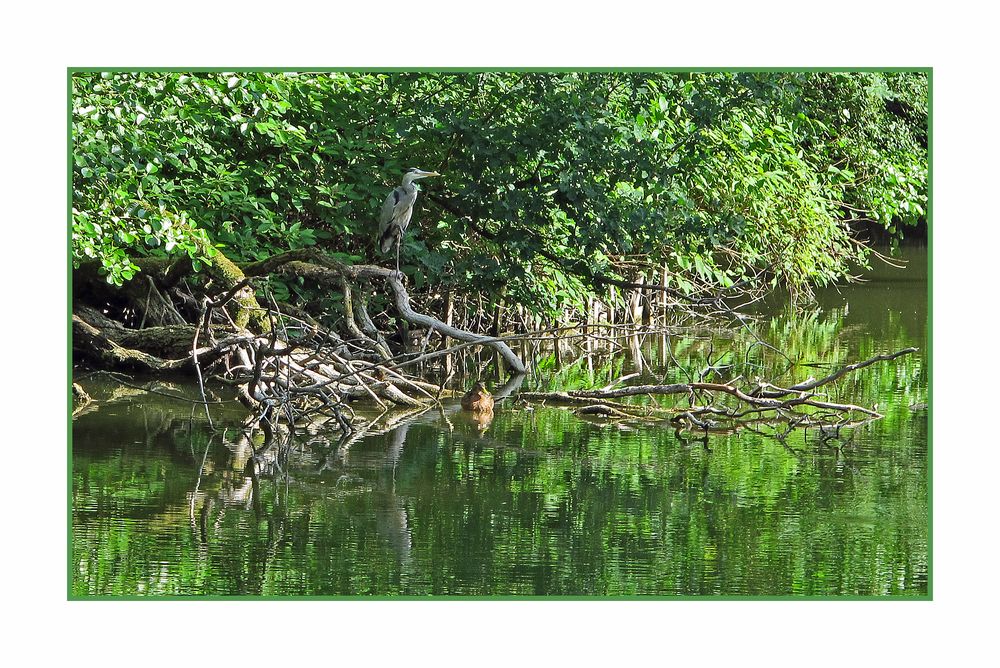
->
521 348 918 436
73 248 525 436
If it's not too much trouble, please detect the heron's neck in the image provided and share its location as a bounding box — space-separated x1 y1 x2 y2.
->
401 174 420 188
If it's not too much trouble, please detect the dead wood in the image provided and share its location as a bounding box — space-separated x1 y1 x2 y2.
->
73 245 521 438
749 348 918 398
266 255 527 372
517 347 918 432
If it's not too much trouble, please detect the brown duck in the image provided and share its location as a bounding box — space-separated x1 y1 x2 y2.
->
460 381 495 413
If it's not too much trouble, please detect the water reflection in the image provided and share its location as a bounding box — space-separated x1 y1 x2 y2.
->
73 388 926 596
72 249 928 597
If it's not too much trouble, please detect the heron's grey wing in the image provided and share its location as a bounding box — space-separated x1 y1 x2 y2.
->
379 188 401 238
394 188 418 229
378 186 417 252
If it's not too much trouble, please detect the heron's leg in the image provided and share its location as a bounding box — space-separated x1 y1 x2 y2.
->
395 234 401 275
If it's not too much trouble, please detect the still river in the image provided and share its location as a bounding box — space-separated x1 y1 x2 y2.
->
71 248 928 597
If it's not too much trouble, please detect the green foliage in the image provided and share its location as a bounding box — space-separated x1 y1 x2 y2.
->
71 71 927 305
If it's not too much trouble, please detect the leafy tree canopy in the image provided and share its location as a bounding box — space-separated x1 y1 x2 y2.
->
72 71 927 313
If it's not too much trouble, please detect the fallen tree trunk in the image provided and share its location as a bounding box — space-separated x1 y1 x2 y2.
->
73 314 187 371
383 271 526 374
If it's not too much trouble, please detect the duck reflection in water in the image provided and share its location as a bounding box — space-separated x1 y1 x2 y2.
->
461 381 495 431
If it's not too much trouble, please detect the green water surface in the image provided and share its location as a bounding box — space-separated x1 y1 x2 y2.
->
71 249 928 597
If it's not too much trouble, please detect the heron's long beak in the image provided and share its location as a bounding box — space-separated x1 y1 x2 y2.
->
422 171 441 177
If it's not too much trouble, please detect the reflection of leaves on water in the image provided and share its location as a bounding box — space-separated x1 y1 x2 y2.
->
72 265 928 596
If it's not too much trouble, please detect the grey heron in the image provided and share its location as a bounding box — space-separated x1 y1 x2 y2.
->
379 168 440 273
